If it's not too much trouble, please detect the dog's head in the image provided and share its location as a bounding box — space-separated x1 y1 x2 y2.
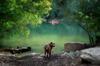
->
49 42 55 47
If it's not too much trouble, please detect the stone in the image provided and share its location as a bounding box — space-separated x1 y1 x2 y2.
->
64 43 86 52
80 47 100 64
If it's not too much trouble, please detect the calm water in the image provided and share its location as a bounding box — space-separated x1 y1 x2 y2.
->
1 23 89 53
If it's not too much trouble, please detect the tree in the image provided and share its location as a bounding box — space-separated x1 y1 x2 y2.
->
0 0 52 37
75 0 100 45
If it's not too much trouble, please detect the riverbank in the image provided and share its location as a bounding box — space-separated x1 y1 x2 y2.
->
0 51 99 66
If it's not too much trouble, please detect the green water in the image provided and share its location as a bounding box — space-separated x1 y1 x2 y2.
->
1 22 89 53
2 34 89 53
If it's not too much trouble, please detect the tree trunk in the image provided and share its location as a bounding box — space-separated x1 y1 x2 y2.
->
95 35 100 46
77 23 95 46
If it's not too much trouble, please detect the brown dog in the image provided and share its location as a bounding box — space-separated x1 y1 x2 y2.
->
44 42 55 58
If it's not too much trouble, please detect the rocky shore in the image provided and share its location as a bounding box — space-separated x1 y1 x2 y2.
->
0 51 100 66
0 43 100 66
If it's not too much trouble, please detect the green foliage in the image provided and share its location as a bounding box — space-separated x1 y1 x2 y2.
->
74 0 100 44
76 0 100 33
0 0 52 37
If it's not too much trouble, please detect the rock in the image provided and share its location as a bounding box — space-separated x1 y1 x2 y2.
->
0 51 100 66
80 47 100 64
64 43 86 52
61 51 80 59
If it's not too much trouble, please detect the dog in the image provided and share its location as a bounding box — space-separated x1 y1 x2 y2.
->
44 42 55 58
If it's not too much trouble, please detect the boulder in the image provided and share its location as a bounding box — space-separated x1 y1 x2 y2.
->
64 43 86 52
80 47 100 64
